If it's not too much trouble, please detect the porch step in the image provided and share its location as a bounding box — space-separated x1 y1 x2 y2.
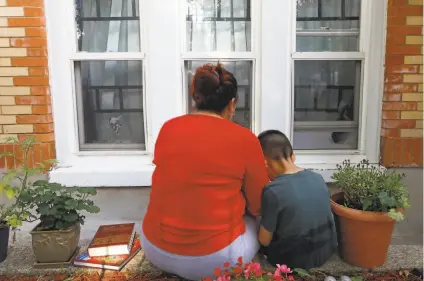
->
0 224 422 278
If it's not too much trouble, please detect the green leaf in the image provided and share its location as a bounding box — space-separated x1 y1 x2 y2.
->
4 186 15 199
64 212 79 222
38 203 50 216
33 180 49 186
351 276 364 281
361 197 373 211
85 205 100 213
293 268 311 277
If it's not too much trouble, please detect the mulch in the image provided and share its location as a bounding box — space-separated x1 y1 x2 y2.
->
0 269 422 281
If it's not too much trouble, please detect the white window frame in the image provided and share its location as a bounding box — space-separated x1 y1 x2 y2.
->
180 0 262 133
45 0 386 186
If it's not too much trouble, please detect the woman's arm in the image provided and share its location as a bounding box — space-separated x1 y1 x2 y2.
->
243 137 270 217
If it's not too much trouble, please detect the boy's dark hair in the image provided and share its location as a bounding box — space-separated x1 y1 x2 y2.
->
258 130 293 160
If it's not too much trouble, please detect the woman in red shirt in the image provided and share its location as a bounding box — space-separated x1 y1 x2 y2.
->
142 63 269 280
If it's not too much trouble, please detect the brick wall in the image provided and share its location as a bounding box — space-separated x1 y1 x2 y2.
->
381 0 423 167
0 0 54 169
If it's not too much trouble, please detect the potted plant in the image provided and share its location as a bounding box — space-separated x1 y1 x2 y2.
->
0 137 42 263
18 180 100 264
330 159 410 269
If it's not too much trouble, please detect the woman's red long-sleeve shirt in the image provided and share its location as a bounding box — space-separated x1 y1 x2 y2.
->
142 115 269 256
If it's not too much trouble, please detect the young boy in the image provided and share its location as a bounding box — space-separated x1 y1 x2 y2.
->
257 130 337 269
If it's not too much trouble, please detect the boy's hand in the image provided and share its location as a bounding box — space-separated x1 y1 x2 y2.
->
258 225 273 247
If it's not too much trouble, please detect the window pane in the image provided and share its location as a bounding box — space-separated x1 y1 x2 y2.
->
75 0 140 52
75 60 145 150
296 0 361 51
185 60 252 129
186 0 251 52
293 60 360 150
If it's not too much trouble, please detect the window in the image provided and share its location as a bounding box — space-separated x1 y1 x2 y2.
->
183 0 256 130
74 0 146 151
293 0 363 151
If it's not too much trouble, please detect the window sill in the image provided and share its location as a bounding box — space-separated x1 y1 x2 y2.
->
49 153 374 187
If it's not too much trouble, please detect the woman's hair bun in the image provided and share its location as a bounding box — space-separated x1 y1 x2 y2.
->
190 62 238 113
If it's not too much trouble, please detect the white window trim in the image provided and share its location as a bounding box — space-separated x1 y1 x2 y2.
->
45 0 386 186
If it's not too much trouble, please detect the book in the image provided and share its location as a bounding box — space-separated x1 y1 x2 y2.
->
74 234 141 271
88 223 136 257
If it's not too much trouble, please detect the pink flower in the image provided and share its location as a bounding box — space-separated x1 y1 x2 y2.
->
288 276 295 281
276 264 292 274
215 275 231 281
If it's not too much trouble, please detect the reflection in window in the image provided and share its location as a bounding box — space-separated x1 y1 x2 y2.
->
75 61 145 150
185 60 252 129
296 0 361 52
186 0 251 52
75 0 141 52
293 60 360 150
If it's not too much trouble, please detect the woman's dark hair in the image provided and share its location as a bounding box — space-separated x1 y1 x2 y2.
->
190 63 238 113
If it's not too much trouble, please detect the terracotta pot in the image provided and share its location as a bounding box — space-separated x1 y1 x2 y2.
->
0 223 9 263
330 192 398 269
30 223 80 263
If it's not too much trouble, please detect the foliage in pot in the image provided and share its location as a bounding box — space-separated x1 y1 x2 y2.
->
0 137 49 263
330 159 410 269
19 180 100 263
0 136 100 263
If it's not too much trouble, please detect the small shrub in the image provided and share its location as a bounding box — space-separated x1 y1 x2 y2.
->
331 159 410 221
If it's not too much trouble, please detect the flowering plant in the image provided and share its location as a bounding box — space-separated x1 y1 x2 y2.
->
203 257 297 281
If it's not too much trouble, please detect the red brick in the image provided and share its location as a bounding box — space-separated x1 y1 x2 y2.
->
385 74 403 84
385 65 419 74
386 45 422 55
384 83 418 92
24 7 44 17
3 144 15 169
16 114 53 124
32 105 51 114
27 48 47 57
8 18 45 27
6 0 43 7
14 77 49 86
387 26 422 36
34 123 54 133
11 57 48 67
388 0 408 5
382 102 417 110
387 6 423 17
26 27 47 37
393 138 403 166
381 137 395 165
31 86 50 95
385 55 405 66
11 38 47 48
386 16 407 26
15 95 50 105
386 34 406 45
382 111 401 119
29 67 49 76
382 119 416 129
383 93 402 101
19 133 54 143
381 128 401 138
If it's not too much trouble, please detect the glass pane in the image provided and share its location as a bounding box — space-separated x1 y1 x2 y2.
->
75 60 145 150
296 0 360 51
185 60 252 129
75 0 141 52
186 0 251 52
293 60 360 150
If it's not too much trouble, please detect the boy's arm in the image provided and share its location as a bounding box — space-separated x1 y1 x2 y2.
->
259 188 279 247
243 137 270 216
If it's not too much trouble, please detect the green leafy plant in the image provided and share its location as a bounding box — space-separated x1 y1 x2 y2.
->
332 159 410 221
0 136 48 229
18 180 100 231
0 136 100 232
